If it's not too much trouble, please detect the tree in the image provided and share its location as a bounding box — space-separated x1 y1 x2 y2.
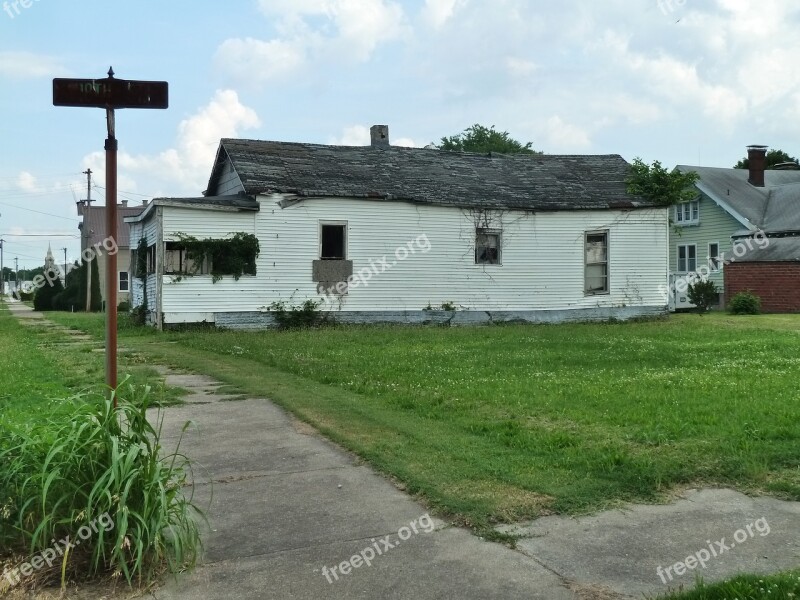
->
438 124 537 154
625 158 699 207
89 258 102 312
33 268 64 311
734 149 799 169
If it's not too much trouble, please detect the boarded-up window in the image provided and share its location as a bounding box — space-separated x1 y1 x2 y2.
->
585 231 609 294
475 228 501 265
320 223 347 260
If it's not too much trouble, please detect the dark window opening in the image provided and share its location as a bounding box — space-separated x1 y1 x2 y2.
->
475 228 501 265
585 231 609 294
321 224 347 260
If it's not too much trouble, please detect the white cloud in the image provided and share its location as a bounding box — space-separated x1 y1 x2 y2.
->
420 0 465 29
16 172 40 193
332 125 371 146
393 137 418 147
0 52 64 79
541 116 591 151
82 90 261 196
217 0 408 85
215 38 307 85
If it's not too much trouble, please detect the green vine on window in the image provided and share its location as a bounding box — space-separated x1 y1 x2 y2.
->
135 238 148 279
174 232 259 283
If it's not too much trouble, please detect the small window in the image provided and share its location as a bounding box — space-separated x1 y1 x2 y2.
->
585 231 609 294
677 244 697 272
675 200 700 225
119 271 129 292
475 228 501 265
708 243 721 271
320 223 347 260
147 245 156 274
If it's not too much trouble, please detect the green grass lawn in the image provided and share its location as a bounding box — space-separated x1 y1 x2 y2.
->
44 311 800 533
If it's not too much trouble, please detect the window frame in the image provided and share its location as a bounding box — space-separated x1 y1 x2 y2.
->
474 228 502 266
677 243 697 273
675 200 700 226
708 242 721 271
319 221 348 260
118 271 130 292
584 230 609 295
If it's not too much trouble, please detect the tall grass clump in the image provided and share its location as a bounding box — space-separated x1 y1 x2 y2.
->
0 383 202 588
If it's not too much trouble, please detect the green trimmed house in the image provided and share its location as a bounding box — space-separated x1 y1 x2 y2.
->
669 145 800 311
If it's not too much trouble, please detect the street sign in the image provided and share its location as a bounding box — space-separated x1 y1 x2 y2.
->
53 76 168 109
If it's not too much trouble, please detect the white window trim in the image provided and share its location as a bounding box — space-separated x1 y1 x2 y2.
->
676 243 698 273
474 228 502 266
674 200 700 226
118 271 130 292
319 220 348 260
585 230 610 295
708 241 721 272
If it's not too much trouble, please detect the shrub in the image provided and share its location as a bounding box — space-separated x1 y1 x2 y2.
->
32 270 64 311
0 384 202 586
118 301 131 312
687 279 718 313
268 298 326 329
729 291 761 315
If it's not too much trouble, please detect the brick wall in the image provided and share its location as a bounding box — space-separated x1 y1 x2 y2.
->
725 262 800 313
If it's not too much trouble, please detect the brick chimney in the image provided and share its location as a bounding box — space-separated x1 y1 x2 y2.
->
370 125 390 149
747 145 768 187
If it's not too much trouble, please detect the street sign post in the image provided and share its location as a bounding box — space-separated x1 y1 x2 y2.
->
53 68 168 405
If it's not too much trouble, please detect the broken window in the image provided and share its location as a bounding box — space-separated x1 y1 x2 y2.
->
708 242 720 271
585 231 609 294
164 242 210 275
320 223 347 260
475 228 501 265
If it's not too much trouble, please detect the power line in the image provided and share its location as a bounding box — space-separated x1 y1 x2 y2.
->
0 200 80 222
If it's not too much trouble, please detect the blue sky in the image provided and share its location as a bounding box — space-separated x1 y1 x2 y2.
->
1 0 799 268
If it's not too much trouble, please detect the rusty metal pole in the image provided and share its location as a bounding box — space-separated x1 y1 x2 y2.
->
105 105 119 403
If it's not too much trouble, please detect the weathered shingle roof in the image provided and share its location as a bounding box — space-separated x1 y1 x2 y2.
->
79 204 144 248
676 165 800 232
207 139 653 211
123 196 259 224
733 237 800 262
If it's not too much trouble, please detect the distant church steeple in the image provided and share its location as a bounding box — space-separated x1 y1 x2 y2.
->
44 244 57 272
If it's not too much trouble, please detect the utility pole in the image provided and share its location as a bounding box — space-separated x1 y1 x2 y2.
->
83 168 93 206
14 257 18 295
82 168 93 311
0 238 4 297
62 247 68 285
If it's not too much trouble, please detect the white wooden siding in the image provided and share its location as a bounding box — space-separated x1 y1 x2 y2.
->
158 196 669 317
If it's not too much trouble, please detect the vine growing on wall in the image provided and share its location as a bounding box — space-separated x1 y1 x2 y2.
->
173 232 259 283
133 237 149 325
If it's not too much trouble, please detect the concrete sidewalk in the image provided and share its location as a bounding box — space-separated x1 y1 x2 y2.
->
6 302 800 599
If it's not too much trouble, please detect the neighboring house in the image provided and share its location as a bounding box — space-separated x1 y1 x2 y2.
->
673 145 800 312
126 125 670 329
78 200 145 307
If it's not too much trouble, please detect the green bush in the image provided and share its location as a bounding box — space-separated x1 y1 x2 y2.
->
117 301 131 312
0 384 202 586
729 291 761 315
687 279 718 313
268 298 326 329
32 270 64 311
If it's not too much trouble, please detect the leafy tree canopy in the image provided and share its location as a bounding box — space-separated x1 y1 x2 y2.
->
734 149 799 169
625 158 700 207
438 124 538 154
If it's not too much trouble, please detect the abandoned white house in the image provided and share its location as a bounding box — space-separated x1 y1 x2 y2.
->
126 126 670 329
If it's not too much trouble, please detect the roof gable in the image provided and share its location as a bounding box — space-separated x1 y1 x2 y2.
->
206 139 653 212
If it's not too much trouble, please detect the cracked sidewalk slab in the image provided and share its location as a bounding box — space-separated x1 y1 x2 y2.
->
502 488 800 598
